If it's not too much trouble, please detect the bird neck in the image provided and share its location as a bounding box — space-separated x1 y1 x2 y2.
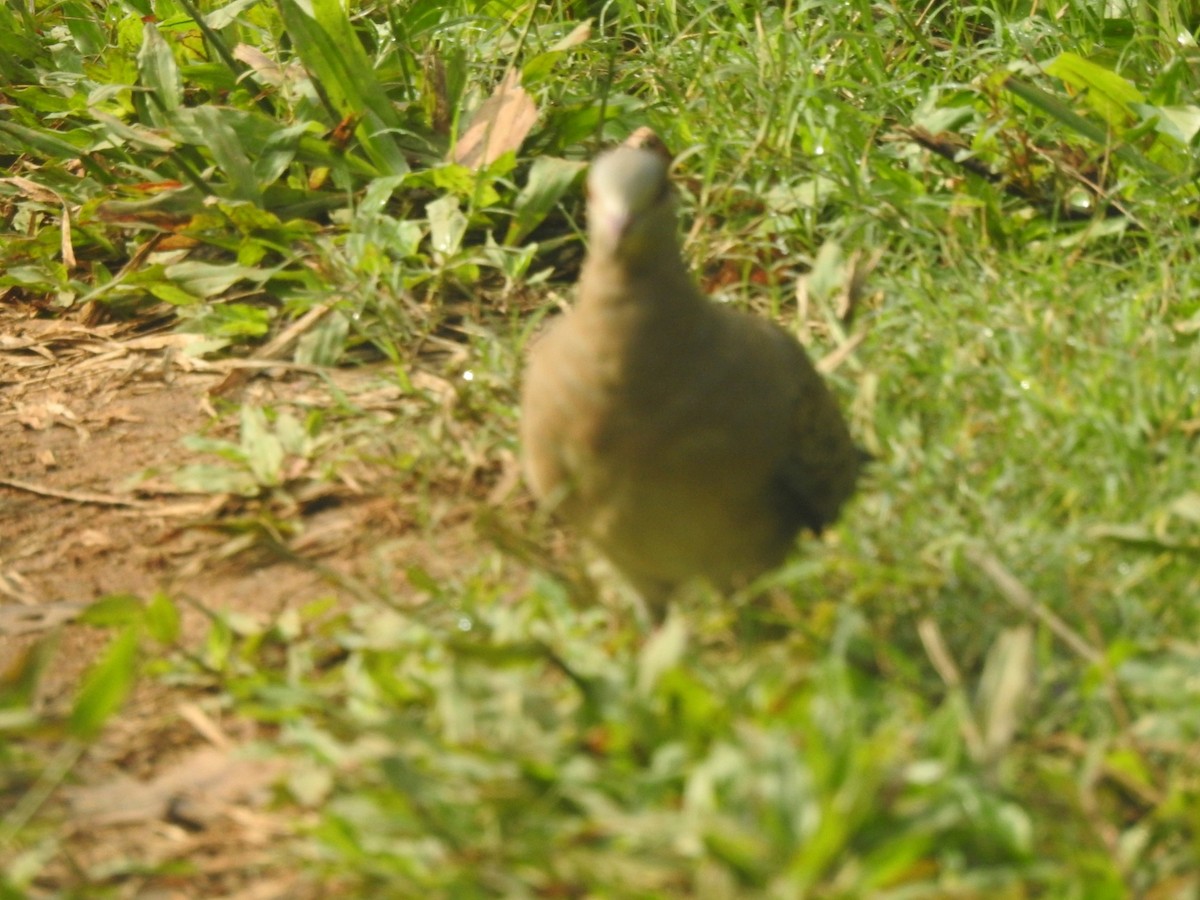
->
576 249 699 317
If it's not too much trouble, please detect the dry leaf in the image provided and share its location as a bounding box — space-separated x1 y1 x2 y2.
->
450 70 538 170
550 19 592 52
61 203 76 269
233 43 280 79
425 54 451 136
3 177 77 269
78 528 115 549
68 746 289 828
0 600 87 636
0 176 61 204
17 399 79 430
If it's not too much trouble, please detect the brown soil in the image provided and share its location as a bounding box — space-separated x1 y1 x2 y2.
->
0 303 504 897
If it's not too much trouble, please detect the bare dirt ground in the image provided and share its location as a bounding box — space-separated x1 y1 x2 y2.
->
0 302 499 897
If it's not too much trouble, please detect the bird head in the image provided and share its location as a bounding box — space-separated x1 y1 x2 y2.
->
586 146 675 262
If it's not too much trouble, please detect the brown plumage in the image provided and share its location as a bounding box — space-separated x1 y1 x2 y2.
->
519 144 863 605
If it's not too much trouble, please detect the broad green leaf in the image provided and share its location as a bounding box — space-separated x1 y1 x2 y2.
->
208 199 286 232
89 109 178 152
0 6 39 82
174 463 259 495
78 594 147 627
359 174 410 217
194 302 273 337
145 592 182 645
411 162 504 207
507 155 584 244
254 120 314 186
272 410 310 456
203 614 234 671
164 260 274 296
8 86 74 115
0 121 94 159
240 405 285 486
147 281 203 305
521 21 592 85
138 23 182 115
1044 52 1143 127
1003 77 1175 182
180 434 245 461
480 235 539 282
1140 103 1200 145
69 628 140 739
204 0 262 30
179 61 239 95
95 186 205 222
427 194 467 257
62 0 106 56
188 106 263 203
295 310 350 365
276 0 409 176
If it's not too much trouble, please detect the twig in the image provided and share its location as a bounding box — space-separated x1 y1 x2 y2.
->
965 546 1102 665
0 476 151 508
917 617 986 760
816 330 866 375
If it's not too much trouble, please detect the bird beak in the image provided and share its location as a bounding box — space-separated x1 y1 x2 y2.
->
605 210 631 245
590 202 632 250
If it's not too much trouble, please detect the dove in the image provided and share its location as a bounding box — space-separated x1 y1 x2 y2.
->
519 143 863 609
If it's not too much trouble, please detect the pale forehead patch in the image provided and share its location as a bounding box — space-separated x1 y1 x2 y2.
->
587 147 669 214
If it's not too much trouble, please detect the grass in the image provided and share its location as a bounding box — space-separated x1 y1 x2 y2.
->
3 0 1200 895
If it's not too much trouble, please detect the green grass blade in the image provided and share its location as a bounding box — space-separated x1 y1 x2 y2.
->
276 0 410 176
68 627 140 740
1003 76 1176 183
190 106 265 203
